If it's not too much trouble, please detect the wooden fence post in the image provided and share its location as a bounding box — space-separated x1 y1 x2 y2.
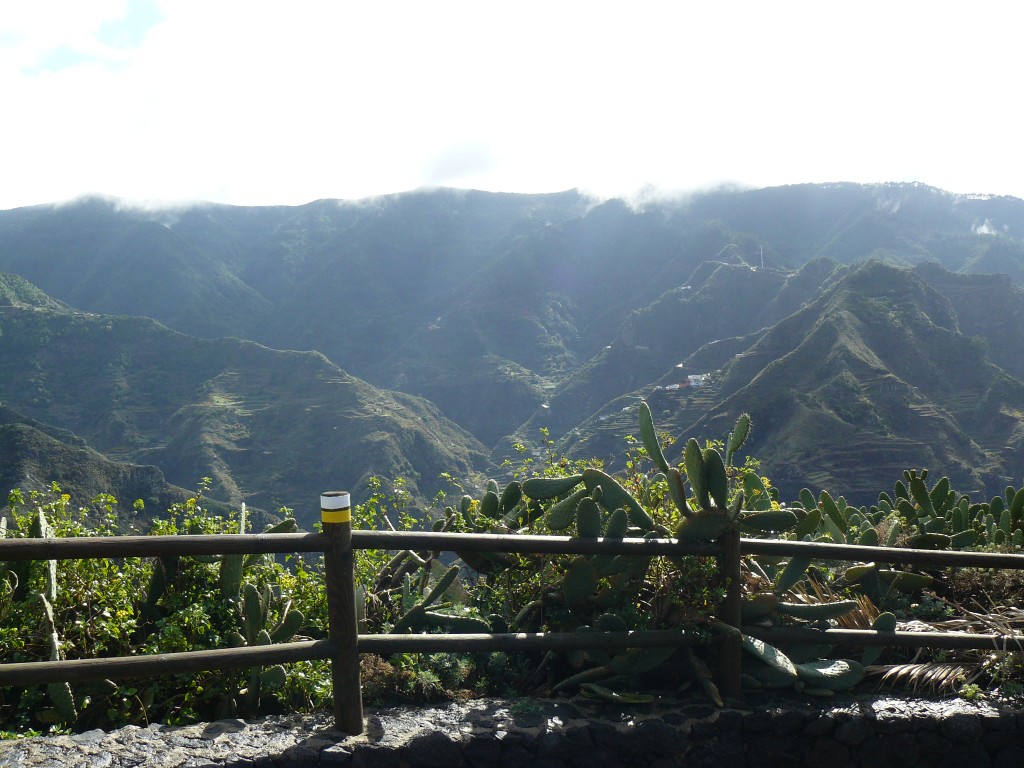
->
718 528 742 699
321 491 364 735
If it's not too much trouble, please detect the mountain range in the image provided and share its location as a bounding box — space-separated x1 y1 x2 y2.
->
2 182 1024 525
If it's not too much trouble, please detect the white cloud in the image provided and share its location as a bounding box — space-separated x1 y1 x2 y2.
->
423 141 499 187
2 1 1024 210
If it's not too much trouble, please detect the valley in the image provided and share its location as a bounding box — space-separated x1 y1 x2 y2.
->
2 182 1024 522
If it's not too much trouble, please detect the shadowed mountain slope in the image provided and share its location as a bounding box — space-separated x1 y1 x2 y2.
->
0 405 197 523
0 292 485 526
510 258 846 446
558 261 1024 505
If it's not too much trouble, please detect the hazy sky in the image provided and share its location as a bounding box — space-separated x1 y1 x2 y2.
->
2 1 1021 210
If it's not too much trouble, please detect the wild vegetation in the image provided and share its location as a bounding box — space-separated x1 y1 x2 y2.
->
2 409 1022 737
4 183 1024 734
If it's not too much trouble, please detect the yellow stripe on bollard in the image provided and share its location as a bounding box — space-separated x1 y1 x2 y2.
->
321 491 351 524
321 508 351 524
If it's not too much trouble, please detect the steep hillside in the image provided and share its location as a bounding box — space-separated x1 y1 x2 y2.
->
510 258 845 446
560 262 1024 504
0 272 71 311
913 262 1024 380
674 183 1024 262
0 405 196 523
359 208 739 443
0 300 486 526
0 200 270 339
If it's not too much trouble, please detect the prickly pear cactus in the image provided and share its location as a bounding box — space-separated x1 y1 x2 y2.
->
391 565 483 633
220 506 299 601
226 580 306 716
38 593 77 724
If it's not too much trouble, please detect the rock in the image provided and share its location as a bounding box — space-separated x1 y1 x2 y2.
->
916 730 951 758
874 711 912 734
936 742 991 768
71 729 106 744
564 725 594 752
834 719 871 746
0 692 1020 767
941 713 983 742
352 743 401 768
320 744 354 766
531 760 570 768
275 744 322 767
994 745 1024 768
741 709 775 734
713 709 745 734
463 736 502 768
405 731 461 768
536 732 570 760
200 719 247 738
803 737 851 768
803 713 835 736
858 733 917 768
568 748 620 768
686 739 745 768
499 742 536 768
626 720 678 756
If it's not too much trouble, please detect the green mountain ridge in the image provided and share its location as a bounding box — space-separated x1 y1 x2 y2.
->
558 261 1024 505
9 182 1023 444
511 257 845 446
0 287 485 527
3 183 1024 513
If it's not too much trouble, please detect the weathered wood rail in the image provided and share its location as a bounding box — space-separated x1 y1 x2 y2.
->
2 492 1024 735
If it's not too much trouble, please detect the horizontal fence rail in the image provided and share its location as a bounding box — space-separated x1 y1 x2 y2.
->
743 625 1024 652
740 537 1024 569
352 530 724 557
0 640 334 687
0 532 330 561
0 531 723 561
0 630 701 687
3 493 1024 736
357 629 699 655
4 624 1021 686
5 530 1024 568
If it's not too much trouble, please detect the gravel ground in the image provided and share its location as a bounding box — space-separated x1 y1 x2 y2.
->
0 691 1021 768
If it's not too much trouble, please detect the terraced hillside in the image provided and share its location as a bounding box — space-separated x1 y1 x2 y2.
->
662 262 1024 503
0 287 485 526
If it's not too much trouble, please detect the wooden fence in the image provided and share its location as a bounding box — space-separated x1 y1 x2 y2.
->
2 492 1024 736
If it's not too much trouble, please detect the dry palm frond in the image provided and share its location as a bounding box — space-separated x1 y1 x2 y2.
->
835 592 880 630
869 594 1024 695
868 662 981 695
784 575 1024 694
741 559 772 593
928 600 1024 652
786 579 880 629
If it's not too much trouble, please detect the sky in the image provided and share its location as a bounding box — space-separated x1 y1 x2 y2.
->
2 0 1023 211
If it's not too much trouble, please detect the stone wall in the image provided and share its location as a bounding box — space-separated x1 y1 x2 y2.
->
1 692 1022 767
